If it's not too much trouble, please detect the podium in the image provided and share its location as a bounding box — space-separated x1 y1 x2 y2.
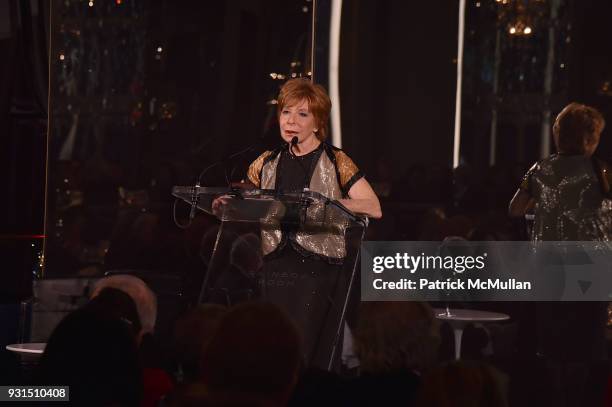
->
172 185 367 369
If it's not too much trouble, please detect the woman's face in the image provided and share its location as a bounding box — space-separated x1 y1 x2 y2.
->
279 99 318 146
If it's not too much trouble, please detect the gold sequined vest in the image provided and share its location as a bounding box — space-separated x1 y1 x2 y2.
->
258 145 351 262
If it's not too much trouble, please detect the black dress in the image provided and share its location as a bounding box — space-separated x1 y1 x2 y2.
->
261 148 348 369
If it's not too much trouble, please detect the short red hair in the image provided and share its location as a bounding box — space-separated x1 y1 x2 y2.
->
277 79 332 141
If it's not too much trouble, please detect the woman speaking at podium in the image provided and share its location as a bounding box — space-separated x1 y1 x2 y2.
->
245 78 381 368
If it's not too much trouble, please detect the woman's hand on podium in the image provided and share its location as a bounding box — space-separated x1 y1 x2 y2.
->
211 195 232 216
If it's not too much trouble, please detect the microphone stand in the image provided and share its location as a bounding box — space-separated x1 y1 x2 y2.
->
187 139 263 224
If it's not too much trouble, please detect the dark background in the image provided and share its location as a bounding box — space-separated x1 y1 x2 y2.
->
0 0 611 296
339 1 458 172
1 1 612 401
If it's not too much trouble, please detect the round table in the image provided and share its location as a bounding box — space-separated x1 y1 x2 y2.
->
5 343 46 355
434 308 510 360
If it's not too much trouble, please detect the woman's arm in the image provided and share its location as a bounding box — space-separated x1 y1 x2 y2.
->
508 189 534 218
339 178 382 219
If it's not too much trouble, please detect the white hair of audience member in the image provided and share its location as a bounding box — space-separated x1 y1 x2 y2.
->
91 275 157 334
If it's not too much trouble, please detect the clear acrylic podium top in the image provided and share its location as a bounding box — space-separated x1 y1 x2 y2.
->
172 186 366 229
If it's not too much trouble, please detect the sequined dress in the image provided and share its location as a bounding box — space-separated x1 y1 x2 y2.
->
520 154 612 241
519 153 612 360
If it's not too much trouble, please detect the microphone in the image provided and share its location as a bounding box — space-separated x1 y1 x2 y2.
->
288 136 310 191
289 136 299 156
189 136 265 225
197 138 264 186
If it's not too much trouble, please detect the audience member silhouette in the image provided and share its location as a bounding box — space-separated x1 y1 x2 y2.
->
172 304 227 382
198 302 303 407
37 300 142 406
343 301 440 406
416 360 508 407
